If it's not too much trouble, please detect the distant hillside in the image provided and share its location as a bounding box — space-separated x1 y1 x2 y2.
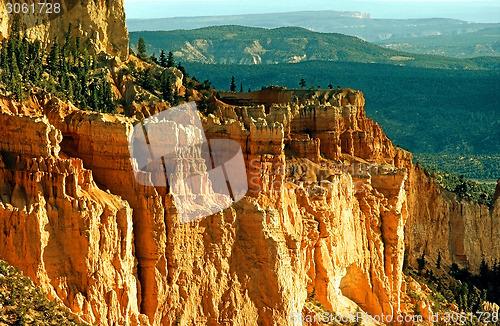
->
126 10 500 42
378 27 500 58
130 26 500 70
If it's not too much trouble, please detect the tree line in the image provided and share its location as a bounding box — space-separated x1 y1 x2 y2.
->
0 23 116 113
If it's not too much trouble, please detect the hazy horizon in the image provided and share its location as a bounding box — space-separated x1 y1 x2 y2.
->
124 0 500 23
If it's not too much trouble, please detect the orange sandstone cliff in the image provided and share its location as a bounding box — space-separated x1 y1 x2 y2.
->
0 2 499 325
0 0 129 59
1 87 498 325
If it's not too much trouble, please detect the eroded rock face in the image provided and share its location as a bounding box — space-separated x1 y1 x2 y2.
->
0 87 498 326
405 164 500 273
0 0 129 59
0 109 143 325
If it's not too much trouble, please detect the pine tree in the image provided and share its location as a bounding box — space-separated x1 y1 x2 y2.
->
79 66 89 101
17 35 28 74
417 251 426 274
63 23 72 60
26 40 42 84
230 76 236 92
167 51 175 68
89 83 99 111
176 62 188 86
9 54 22 100
299 78 306 88
66 78 74 101
48 37 60 74
159 50 167 67
0 41 8 72
100 77 115 113
73 36 81 62
137 37 147 60
240 83 243 92
141 68 157 92
173 88 180 105
436 252 442 269
479 258 490 288
161 72 173 103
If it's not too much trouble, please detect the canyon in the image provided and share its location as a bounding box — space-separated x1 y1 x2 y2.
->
0 1 499 325
0 86 498 325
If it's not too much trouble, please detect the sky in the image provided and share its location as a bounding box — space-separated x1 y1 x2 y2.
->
124 0 500 23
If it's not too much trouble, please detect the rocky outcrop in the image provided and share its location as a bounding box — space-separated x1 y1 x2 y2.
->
195 90 409 321
0 109 144 325
0 0 129 59
404 164 500 273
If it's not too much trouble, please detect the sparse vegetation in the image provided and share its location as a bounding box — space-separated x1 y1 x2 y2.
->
421 166 495 205
0 259 89 325
406 258 500 320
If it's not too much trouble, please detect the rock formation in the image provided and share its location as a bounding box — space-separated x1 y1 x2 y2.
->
0 0 129 59
0 102 144 325
0 2 499 324
2 86 497 325
405 165 500 273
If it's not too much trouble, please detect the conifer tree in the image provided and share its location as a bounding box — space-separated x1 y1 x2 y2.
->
167 51 175 68
161 72 173 103
90 83 99 111
0 41 8 72
9 54 22 100
173 88 179 105
99 74 115 113
417 251 426 274
141 68 157 92
62 23 72 60
159 50 167 67
17 35 28 74
73 36 80 62
230 76 236 92
176 62 188 86
137 37 147 60
48 37 60 74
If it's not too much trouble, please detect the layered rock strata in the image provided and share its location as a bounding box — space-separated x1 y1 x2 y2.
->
0 0 129 59
0 87 498 326
0 109 143 325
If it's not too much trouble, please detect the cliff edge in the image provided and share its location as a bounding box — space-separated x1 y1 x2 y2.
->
0 2 498 325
